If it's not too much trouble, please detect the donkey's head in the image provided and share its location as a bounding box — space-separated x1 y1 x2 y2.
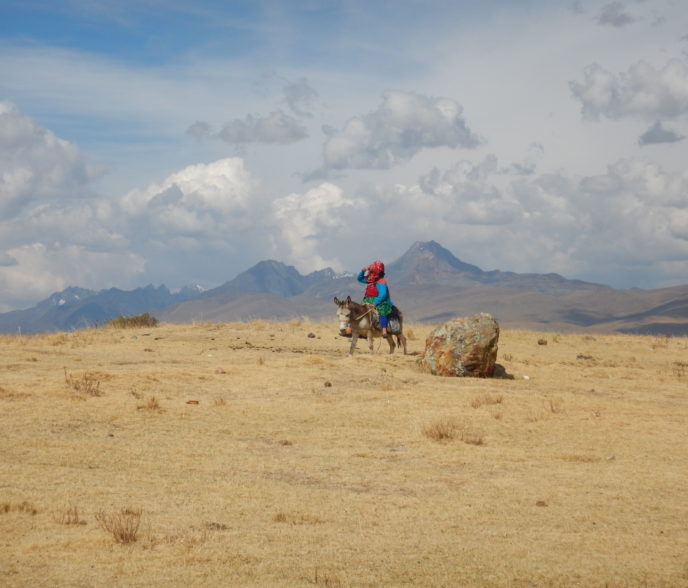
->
333 296 353 336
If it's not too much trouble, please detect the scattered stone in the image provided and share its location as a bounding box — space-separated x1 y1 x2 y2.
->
577 354 594 360
324 381 332 387
418 313 499 378
186 400 199 405
307 332 316 338
538 338 548 345
215 368 226 374
536 500 548 507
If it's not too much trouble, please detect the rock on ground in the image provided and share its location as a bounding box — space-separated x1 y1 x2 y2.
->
418 313 500 377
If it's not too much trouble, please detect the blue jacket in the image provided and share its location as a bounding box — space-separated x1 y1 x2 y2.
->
357 270 392 307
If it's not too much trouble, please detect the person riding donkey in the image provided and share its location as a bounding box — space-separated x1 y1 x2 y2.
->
355 260 394 338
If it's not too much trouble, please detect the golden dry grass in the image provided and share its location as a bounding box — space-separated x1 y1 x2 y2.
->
1 321 687 586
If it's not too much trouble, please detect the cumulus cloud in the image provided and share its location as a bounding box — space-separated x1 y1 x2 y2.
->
510 143 545 176
570 59 688 120
341 155 688 287
638 120 685 145
186 111 307 145
283 78 318 118
119 158 260 240
271 183 362 272
0 101 104 218
596 2 635 27
310 90 481 176
0 251 17 267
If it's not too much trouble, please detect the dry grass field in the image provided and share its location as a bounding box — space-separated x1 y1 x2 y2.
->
1 319 687 587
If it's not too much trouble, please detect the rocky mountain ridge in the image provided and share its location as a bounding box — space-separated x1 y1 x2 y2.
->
1 241 686 335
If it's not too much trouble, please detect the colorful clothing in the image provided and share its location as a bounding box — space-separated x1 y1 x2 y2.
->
357 270 393 317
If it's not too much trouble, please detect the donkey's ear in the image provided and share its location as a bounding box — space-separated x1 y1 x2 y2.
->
346 295 352 303
333 296 340 305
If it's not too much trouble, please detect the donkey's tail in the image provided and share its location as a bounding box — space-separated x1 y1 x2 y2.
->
392 305 403 325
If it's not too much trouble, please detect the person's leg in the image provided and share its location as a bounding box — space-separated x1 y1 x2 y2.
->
379 314 388 337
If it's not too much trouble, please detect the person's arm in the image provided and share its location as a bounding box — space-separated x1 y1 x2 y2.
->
357 269 367 285
373 282 388 306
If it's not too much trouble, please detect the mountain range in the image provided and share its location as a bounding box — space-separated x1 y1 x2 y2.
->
2 240 687 335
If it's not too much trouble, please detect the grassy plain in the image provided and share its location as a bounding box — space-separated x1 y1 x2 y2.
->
1 320 687 587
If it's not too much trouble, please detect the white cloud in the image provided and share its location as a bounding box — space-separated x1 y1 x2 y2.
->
342 154 688 288
217 111 308 144
312 90 481 176
271 183 362 272
0 242 144 308
0 101 104 217
570 58 688 120
187 111 307 145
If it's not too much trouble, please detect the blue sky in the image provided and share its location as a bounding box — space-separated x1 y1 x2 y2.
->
1 0 687 311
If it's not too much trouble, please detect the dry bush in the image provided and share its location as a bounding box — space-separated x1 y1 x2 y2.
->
1 501 38 515
406 328 417 341
64 369 102 397
256 355 266 366
273 512 323 525
422 418 459 441
470 393 504 408
105 313 158 329
95 507 142 544
53 505 86 525
673 361 687 379
422 419 486 445
137 396 161 411
650 336 671 349
313 569 343 587
213 396 227 406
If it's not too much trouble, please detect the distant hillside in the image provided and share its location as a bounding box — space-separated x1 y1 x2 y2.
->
1 241 687 335
388 241 607 295
0 285 196 334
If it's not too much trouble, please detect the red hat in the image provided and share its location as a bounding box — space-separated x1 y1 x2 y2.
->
367 260 385 281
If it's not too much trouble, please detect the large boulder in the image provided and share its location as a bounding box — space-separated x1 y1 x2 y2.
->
418 313 499 377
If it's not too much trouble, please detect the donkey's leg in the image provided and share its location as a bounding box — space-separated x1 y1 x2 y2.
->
386 334 395 354
367 331 374 353
348 332 359 356
397 332 408 355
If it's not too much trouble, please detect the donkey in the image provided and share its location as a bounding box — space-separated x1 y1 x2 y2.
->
334 296 407 356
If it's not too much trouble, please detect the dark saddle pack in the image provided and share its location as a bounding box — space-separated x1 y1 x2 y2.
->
372 305 402 334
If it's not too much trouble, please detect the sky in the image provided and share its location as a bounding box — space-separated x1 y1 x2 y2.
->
1 0 687 311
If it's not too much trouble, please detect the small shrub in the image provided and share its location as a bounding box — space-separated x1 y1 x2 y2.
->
137 396 161 411
422 418 458 441
64 369 102 397
1 501 38 515
313 569 343 587
673 361 687 379
105 313 158 329
95 507 142 544
53 505 86 525
423 419 486 445
470 393 504 408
